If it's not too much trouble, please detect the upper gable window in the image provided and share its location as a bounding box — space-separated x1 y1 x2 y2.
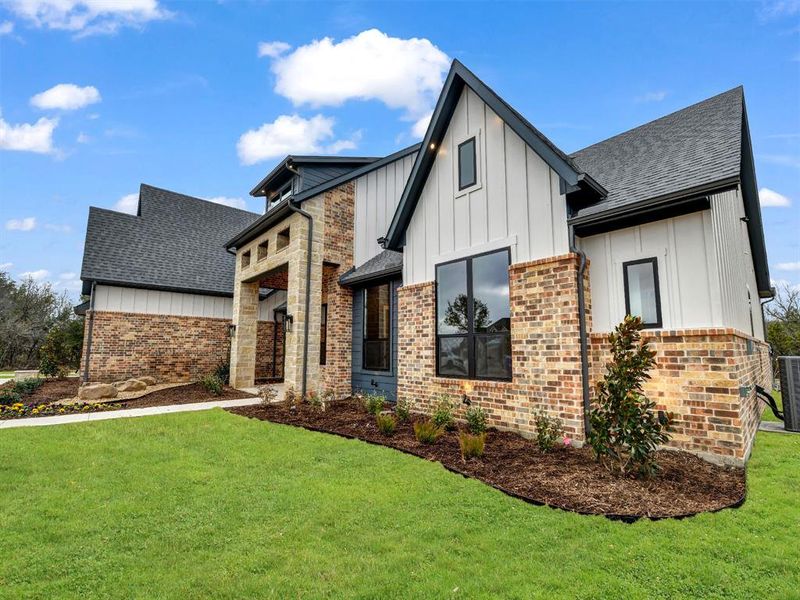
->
458 137 477 190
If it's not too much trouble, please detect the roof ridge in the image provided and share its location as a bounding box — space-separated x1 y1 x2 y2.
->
139 183 260 216
571 86 743 157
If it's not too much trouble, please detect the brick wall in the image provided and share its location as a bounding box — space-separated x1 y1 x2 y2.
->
397 253 587 440
86 310 279 384
589 328 772 464
318 181 355 398
255 320 284 381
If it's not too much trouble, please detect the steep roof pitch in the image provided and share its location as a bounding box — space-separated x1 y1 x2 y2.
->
384 60 606 250
80 184 261 296
569 87 770 295
570 87 744 219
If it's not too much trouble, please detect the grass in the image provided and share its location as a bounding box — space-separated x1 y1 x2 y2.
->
1 410 798 599
762 389 784 423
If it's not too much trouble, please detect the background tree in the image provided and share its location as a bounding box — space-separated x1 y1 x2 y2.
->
0 271 82 370
765 283 800 378
444 294 489 332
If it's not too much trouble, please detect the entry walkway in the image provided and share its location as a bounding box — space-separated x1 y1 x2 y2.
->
0 397 261 429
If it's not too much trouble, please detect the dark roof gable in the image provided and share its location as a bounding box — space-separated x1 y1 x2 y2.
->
81 184 260 296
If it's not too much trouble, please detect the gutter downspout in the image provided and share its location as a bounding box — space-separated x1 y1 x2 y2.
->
82 281 97 383
286 165 313 399
569 227 592 438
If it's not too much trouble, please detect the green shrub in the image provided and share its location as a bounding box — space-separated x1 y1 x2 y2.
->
431 395 455 430
588 315 672 478
533 411 563 453
413 420 444 444
376 413 397 436
0 388 21 406
363 393 386 415
13 378 44 396
459 432 486 460
306 390 323 408
213 361 230 385
200 374 224 396
38 318 83 377
465 405 487 434
395 398 411 422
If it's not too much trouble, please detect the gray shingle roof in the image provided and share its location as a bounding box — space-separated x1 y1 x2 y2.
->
80 184 261 296
339 250 403 286
570 87 743 219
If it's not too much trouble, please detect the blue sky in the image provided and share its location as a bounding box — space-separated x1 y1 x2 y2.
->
1 0 798 300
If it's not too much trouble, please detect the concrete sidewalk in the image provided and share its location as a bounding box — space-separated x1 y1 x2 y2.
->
0 397 261 429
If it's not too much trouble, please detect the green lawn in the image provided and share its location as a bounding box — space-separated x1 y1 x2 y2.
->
762 389 784 423
1 411 798 599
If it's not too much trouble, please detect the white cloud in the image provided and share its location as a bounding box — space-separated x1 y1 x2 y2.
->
759 187 792 207
19 269 49 281
6 0 171 36
759 0 800 21
31 83 101 111
771 278 800 292
269 29 450 121
113 193 139 214
59 271 77 279
0 20 13 35
635 91 668 103
0 262 13 270
44 223 72 233
412 111 433 139
5 217 37 231
206 196 248 210
760 154 800 168
56 271 81 290
237 114 359 165
258 40 291 58
0 112 58 154
775 262 800 271
76 132 90 143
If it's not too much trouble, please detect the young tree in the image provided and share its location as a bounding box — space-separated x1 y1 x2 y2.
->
765 284 800 377
589 315 672 478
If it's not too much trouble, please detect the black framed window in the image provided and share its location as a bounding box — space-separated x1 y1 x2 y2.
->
436 248 511 380
623 257 662 328
320 304 327 365
363 283 390 371
458 137 477 190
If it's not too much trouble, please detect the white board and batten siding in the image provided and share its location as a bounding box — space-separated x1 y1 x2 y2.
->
353 151 417 268
92 284 287 321
579 187 765 339
402 86 570 286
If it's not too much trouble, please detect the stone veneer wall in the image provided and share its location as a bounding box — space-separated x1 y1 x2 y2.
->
397 253 588 440
589 329 772 464
86 310 278 384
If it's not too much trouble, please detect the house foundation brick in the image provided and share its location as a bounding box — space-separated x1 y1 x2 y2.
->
397 253 587 441
589 328 772 465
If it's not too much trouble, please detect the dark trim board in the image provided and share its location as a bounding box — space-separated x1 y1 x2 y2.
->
572 196 711 237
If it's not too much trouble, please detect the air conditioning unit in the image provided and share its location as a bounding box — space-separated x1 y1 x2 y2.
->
778 356 800 433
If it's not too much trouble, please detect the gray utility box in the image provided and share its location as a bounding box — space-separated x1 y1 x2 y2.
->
778 356 800 432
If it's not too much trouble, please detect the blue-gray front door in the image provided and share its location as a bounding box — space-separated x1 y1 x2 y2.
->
351 278 400 401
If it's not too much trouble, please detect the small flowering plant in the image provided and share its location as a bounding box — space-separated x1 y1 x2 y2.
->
562 436 573 448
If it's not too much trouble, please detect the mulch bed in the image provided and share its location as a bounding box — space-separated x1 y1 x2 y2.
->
1 379 255 419
227 399 746 521
115 383 255 408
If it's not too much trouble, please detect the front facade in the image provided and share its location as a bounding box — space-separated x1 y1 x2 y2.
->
80 61 772 466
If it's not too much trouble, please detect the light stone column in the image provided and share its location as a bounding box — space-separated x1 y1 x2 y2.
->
230 278 259 388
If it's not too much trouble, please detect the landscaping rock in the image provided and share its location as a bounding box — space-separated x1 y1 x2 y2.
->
138 376 157 386
115 379 147 392
78 383 118 401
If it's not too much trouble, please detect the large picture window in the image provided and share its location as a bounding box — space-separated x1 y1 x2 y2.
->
363 283 391 371
436 248 512 380
623 257 662 328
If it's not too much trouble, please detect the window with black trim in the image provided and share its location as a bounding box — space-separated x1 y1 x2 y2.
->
320 304 327 365
363 284 390 371
436 248 511 380
623 257 662 328
458 137 477 190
